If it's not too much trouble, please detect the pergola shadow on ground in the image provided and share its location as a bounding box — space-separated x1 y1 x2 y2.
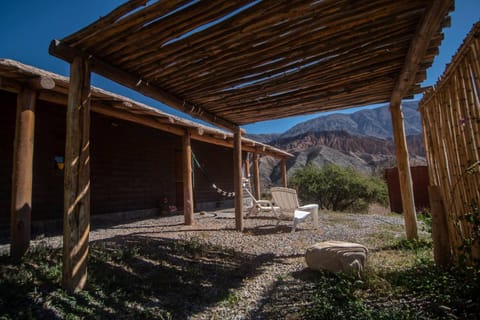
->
87 235 276 319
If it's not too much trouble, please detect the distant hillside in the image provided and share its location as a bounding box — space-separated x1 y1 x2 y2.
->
246 101 426 187
276 101 421 140
272 130 425 157
246 133 280 144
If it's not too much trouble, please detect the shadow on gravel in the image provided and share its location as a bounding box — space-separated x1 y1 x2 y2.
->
0 213 184 246
0 234 274 320
244 224 293 235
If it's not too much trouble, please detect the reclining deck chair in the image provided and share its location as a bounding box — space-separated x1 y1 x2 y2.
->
243 179 276 217
271 187 319 232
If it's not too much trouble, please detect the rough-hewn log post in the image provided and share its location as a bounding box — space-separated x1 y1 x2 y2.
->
183 130 194 225
244 155 250 179
252 152 261 200
428 185 452 267
281 158 287 187
233 127 243 231
390 102 418 239
10 88 36 259
63 56 91 292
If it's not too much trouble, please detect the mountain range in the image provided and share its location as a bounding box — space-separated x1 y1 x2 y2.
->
247 101 426 187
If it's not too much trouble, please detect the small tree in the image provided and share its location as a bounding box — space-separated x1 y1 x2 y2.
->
290 163 387 212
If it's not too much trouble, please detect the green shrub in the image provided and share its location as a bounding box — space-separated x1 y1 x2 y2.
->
290 163 388 212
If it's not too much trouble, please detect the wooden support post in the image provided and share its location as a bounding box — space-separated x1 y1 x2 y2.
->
390 102 418 239
252 152 261 200
10 87 36 259
244 155 250 180
233 128 243 231
63 56 91 292
428 186 452 268
183 130 194 225
281 158 287 187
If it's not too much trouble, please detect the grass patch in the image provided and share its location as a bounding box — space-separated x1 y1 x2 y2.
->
251 237 479 319
299 238 479 319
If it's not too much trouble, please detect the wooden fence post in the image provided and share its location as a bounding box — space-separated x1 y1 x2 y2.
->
10 87 36 259
63 56 91 292
183 130 194 225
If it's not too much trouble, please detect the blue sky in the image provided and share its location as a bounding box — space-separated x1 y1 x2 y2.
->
1 1 478 134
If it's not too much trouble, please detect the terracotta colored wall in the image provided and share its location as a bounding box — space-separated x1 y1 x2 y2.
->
384 166 430 213
1 90 236 225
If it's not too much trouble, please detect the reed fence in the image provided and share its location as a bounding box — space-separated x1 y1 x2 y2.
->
420 22 480 265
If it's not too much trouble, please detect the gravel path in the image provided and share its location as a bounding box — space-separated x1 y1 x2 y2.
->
0 209 405 319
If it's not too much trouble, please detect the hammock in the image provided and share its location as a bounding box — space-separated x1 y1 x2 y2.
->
192 151 235 198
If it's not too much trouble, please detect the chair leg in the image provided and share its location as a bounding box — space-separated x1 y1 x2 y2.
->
292 218 298 232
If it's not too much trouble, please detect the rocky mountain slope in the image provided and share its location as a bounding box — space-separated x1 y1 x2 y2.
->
247 102 426 187
278 101 421 139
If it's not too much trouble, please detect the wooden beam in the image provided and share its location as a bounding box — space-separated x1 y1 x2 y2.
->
28 76 55 90
252 152 260 200
391 0 452 103
233 127 243 231
10 87 36 259
281 158 287 187
62 56 91 292
182 130 194 225
388 1 450 241
390 102 418 240
49 40 238 132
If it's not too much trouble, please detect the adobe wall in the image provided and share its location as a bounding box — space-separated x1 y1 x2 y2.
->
1 90 235 225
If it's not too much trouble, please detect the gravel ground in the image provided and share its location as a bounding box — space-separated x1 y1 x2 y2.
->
0 209 405 319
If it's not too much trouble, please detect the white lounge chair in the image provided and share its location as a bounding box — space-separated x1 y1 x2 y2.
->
271 187 319 232
243 179 276 217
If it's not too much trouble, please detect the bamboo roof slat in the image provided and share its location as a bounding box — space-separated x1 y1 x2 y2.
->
50 0 453 129
168 18 417 96
104 0 256 63
137 1 420 84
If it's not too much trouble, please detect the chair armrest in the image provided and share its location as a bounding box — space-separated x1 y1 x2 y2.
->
256 200 274 208
298 204 318 210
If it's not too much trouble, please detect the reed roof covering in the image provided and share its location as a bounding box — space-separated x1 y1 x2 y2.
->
50 0 453 130
0 59 291 158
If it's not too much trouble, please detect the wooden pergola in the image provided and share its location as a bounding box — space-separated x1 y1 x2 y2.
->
47 0 452 290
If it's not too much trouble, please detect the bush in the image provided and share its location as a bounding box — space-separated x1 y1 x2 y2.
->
290 163 388 212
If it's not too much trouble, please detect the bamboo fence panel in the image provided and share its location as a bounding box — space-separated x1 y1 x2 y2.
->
420 22 480 265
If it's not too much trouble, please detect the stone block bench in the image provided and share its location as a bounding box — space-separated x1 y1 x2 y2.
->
305 240 368 277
